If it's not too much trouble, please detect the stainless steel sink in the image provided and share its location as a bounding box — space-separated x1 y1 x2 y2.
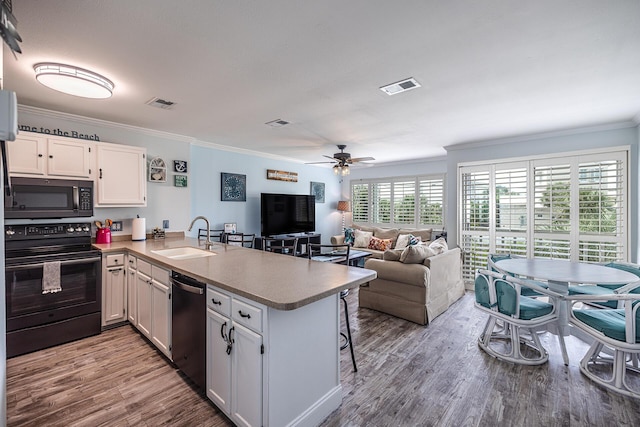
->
151 247 216 260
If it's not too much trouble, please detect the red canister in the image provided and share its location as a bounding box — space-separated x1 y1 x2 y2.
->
96 227 112 244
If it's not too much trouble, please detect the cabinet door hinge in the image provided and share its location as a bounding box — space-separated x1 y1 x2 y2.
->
89 168 91 175
88 147 91 153
169 345 172 351
123 308 125 315
168 293 171 300
260 344 264 354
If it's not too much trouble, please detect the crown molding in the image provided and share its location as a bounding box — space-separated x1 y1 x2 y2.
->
190 139 309 164
364 155 447 168
445 120 638 152
632 112 640 125
18 104 195 143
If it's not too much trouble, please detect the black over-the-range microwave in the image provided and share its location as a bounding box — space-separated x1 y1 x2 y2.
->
4 177 94 219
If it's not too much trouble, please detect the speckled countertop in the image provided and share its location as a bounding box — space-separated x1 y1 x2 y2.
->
93 237 376 310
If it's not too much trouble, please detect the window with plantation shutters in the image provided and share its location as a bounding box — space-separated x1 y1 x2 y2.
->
419 178 443 226
393 180 415 224
350 174 445 229
458 149 628 284
373 182 391 225
351 183 369 223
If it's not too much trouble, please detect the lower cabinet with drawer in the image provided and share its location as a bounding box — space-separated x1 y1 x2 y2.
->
207 285 263 427
102 252 127 328
206 283 342 427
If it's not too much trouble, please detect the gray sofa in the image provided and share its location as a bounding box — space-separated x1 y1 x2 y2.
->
359 247 465 325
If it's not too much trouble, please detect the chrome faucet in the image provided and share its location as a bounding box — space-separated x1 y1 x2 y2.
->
188 215 213 250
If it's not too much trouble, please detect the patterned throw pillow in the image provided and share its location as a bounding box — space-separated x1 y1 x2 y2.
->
368 236 392 251
344 228 355 245
408 235 421 246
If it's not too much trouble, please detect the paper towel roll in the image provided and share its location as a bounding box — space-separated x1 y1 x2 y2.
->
132 217 146 241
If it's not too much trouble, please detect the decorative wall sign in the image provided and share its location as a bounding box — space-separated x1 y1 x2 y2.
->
148 157 167 182
174 175 188 187
310 181 325 203
221 172 246 201
267 169 298 182
173 160 188 173
18 124 100 141
224 223 237 234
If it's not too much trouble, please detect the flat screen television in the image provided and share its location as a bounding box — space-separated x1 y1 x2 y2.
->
261 193 316 236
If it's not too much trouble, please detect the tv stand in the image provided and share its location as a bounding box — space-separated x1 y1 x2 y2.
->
254 233 321 256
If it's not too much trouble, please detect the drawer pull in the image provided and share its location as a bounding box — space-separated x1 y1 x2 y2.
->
211 298 222 306
238 310 251 319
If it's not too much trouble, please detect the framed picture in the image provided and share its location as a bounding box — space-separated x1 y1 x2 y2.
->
174 175 187 187
224 223 237 234
310 181 325 203
173 160 188 173
221 172 247 201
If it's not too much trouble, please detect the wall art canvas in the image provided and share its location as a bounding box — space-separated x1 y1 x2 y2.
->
221 172 246 201
310 181 325 203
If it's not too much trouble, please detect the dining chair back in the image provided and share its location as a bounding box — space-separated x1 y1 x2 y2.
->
568 261 640 309
488 253 548 297
568 281 640 398
474 269 562 365
262 237 299 256
198 228 225 242
224 233 255 248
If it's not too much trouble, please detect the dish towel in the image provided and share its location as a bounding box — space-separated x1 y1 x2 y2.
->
42 261 62 294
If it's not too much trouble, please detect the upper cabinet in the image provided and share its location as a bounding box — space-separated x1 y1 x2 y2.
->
8 131 147 208
96 142 146 207
8 132 93 179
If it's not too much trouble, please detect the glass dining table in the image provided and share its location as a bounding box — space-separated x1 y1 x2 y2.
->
494 258 638 365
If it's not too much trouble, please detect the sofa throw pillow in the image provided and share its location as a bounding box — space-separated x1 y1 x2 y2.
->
395 233 422 250
428 237 448 254
368 236 392 251
344 228 355 246
382 248 403 261
353 229 373 248
400 244 437 264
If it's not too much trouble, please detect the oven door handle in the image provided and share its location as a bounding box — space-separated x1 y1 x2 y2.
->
6 256 101 270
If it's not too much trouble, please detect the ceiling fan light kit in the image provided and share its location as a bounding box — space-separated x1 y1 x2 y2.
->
33 63 114 99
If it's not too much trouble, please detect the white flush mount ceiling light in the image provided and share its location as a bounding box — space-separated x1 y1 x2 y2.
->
33 63 114 99
379 77 421 95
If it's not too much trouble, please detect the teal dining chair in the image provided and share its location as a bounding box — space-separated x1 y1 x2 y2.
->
488 253 549 297
474 269 563 365
568 261 640 309
568 281 640 398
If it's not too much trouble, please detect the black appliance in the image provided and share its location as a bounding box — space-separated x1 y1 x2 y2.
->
171 271 206 391
5 177 94 219
260 192 316 236
4 222 102 357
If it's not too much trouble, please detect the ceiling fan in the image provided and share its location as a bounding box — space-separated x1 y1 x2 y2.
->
306 145 375 175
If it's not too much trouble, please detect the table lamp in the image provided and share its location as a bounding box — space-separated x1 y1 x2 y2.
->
337 200 351 231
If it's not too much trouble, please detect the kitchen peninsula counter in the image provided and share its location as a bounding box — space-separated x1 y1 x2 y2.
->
94 236 376 310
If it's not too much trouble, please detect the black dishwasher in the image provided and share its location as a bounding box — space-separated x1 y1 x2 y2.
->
171 271 206 391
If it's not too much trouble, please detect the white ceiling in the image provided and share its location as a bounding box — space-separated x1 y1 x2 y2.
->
3 0 640 166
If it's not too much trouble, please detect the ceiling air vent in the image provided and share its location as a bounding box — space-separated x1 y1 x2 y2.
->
379 77 421 96
265 119 290 128
145 97 176 110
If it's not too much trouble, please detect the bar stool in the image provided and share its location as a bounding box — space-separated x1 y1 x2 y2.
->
308 243 357 372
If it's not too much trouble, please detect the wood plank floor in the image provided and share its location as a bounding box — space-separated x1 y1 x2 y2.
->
7 290 640 426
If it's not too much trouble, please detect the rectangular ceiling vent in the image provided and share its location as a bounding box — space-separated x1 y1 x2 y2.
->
145 97 176 110
379 77 421 96
265 119 290 127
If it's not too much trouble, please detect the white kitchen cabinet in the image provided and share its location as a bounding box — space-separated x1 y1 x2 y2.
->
206 285 263 427
133 258 171 359
136 264 152 339
8 132 93 179
151 265 172 359
102 253 127 327
95 142 146 206
127 255 137 325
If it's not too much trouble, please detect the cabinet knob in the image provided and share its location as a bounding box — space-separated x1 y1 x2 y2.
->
49 155 53 158
38 154 43 157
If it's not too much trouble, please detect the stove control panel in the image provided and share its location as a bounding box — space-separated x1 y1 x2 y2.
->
5 222 93 240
